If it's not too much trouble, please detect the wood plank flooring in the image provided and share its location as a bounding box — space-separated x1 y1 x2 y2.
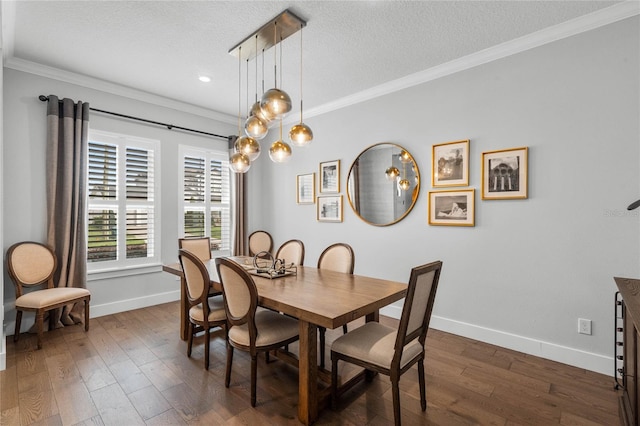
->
1 301 620 425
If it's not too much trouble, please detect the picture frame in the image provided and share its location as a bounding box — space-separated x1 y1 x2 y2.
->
317 195 343 222
481 147 528 200
432 139 470 187
428 189 475 226
296 173 315 204
319 160 340 193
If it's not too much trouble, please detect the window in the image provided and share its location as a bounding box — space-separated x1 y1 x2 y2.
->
179 146 231 256
87 130 160 272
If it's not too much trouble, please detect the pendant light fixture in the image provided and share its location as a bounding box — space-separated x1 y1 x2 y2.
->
289 24 313 147
260 21 292 121
398 150 413 191
269 118 292 163
230 46 251 173
228 9 308 171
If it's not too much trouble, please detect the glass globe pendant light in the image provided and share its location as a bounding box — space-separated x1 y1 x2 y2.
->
269 119 292 163
260 22 292 121
235 135 260 161
230 46 250 173
289 25 313 147
385 166 400 181
398 178 411 191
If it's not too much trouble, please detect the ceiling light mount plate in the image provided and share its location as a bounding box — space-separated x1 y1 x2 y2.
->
228 9 307 61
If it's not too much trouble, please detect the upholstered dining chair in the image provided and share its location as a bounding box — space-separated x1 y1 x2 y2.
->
7 241 91 350
275 239 305 266
215 257 300 407
248 230 273 257
317 243 355 369
179 236 220 297
178 249 227 370
331 261 443 426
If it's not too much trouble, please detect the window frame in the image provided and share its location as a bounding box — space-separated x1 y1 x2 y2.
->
87 129 162 279
179 145 231 258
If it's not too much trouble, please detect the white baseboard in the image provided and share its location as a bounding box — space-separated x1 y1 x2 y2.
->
380 305 612 376
90 290 180 318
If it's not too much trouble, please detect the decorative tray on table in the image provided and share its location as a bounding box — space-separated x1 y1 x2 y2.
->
247 251 297 279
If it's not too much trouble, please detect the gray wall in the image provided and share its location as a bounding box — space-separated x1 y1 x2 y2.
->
249 16 640 373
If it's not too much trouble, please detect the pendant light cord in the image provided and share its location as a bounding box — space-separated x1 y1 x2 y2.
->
299 24 304 123
237 46 242 135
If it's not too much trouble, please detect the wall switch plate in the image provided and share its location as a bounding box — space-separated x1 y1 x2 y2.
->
579 318 592 335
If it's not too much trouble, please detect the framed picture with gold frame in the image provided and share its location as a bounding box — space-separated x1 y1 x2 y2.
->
428 189 475 226
432 139 470 187
319 160 340 193
296 173 315 204
481 147 528 200
317 195 343 222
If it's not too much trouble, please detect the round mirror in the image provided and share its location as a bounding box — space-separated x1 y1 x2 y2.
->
347 143 420 226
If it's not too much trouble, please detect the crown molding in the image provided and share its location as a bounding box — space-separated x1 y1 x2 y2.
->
4 56 237 125
302 1 640 120
4 1 638 125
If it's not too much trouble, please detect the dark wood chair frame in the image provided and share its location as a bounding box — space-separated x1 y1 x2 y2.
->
7 241 90 350
178 249 227 370
248 230 274 257
275 239 305 266
331 260 443 426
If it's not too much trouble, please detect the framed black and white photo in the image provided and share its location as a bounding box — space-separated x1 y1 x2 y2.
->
481 147 528 199
428 189 475 226
432 139 469 187
317 195 343 222
319 160 340 193
296 173 315 204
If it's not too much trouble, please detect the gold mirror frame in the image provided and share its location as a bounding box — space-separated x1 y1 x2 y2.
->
346 142 420 226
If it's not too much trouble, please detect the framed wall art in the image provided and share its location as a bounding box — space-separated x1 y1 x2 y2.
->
296 173 315 204
432 139 469 187
428 189 475 226
317 195 343 222
319 160 340 193
481 147 528 200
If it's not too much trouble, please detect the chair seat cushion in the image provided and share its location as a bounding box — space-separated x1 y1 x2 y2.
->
229 309 299 348
189 295 226 323
15 287 90 309
331 322 423 370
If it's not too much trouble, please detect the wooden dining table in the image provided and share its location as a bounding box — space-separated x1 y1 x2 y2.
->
163 256 407 425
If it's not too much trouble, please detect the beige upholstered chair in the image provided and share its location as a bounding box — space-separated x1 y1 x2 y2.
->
179 237 212 261
179 236 220 297
178 249 227 370
331 261 443 426
275 239 305 266
215 257 300 407
7 241 91 350
248 230 273 257
317 243 355 369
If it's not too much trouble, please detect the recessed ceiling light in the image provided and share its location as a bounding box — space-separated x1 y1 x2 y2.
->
199 75 211 83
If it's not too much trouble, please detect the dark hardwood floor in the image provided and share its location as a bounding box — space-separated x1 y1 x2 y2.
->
1 301 620 425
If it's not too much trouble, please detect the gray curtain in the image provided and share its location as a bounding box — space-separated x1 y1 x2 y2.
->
46 95 90 327
229 136 248 256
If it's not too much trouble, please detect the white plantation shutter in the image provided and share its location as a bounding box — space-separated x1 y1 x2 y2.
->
180 147 231 255
87 131 160 269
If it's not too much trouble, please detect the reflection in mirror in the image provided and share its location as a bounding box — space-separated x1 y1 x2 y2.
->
347 143 420 226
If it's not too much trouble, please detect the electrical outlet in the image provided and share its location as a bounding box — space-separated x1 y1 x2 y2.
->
579 318 592 335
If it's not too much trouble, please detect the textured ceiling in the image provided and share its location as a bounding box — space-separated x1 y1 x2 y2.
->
2 1 627 121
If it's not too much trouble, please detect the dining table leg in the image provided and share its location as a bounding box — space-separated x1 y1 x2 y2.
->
298 319 318 425
180 276 188 341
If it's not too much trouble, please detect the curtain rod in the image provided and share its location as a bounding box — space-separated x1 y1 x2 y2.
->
39 95 231 141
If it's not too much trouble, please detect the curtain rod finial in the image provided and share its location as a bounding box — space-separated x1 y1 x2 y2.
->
39 95 48 102
628 199 640 211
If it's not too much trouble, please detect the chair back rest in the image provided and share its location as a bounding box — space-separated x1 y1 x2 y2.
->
7 242 57 296
394 261 443 364
178 237 212 262
215 258 258 328
248 230 273 256
317 243 354 274
275 239 305 266
178 249 210 304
